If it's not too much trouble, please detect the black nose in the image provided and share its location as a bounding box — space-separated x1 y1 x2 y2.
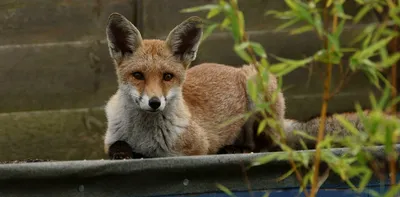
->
148 97 161 110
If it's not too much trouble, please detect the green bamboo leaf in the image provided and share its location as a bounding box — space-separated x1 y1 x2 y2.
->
285 0 298 11
181 4 219 13
234 43 252 63
380 53 400 68
387 96 400 110
334 115 361 135
302 171 313 191
275 65 306 76
384 182 400 197
269 63 287 74
249 42 267 58
358 168 372 192
351 24 376 46
379 48 389 62
362 31 373 49
255 103 272 111
334 2 353 20
247 80 257 102
216 184 236 197
289 25 314 35
237 10 245 37
221 18 231 29
257 119 268 135
202 23 218 41
276 168 295 181
326 0 333 7
251 152 282 167
313 12 324 36
389 6 400 25
359 36 394 58
265 10 281 16
206 7 221 19
272 55 313 66
285 0 313 25
299 139 309 150
353 5 372 23
334 19 346 38
292 130 316 141
260 58 269 68
275 18 300 32
262 192 271 197
385 127 394 154
378 83 391 110
327 33 340 52
369 93 378 109
251 152 288 166
223 3 240 43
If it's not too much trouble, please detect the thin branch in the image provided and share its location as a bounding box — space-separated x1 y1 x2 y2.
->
310 2 337 196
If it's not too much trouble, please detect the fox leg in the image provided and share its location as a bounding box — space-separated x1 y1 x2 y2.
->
217 116 256 154
107 141 149 160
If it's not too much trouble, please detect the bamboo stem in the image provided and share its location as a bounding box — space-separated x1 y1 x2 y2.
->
310 2 336 196
387 0 398 187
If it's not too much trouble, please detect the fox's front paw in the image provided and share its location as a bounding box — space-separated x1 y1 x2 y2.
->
108 141 133 160
217 145 253 154
112 152 133 160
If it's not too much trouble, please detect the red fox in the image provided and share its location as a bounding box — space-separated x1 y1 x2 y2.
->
103 13 286 158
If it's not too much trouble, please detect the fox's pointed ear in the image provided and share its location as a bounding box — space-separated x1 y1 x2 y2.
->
106 13 143 65
165 16 203 65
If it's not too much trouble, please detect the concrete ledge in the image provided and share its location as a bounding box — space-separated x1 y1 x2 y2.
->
0 108 107 161
0 145 396 197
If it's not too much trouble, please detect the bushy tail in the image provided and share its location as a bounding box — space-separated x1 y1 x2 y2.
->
282 110 400 150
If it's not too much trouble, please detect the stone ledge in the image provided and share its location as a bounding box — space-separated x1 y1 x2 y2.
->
0 145 396 197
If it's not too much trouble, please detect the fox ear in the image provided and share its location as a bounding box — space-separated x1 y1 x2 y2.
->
106 13 143 65
166 16 203 65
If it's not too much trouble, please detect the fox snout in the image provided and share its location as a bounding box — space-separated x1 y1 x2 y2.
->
138 93 167 112
148 97 161 110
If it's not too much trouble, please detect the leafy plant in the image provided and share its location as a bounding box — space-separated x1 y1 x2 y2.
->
182 0 400 196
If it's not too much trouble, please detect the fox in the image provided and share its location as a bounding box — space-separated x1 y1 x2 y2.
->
103 13 286 158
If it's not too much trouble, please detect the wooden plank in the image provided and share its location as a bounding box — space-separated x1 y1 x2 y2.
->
0 0 133 45
0 108 106 161
141 0 378 38
0 41 117 112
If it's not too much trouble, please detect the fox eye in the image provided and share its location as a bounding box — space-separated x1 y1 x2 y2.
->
163 73 174 81
132 72 144 80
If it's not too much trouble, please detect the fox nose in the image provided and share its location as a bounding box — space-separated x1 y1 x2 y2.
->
148 97 161 110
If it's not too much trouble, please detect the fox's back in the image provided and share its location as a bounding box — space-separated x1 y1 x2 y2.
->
182 63 256 147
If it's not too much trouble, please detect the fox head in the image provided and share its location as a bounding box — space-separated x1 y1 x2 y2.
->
106 13 203 112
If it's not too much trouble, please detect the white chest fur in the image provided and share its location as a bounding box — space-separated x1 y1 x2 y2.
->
104 93 189 157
